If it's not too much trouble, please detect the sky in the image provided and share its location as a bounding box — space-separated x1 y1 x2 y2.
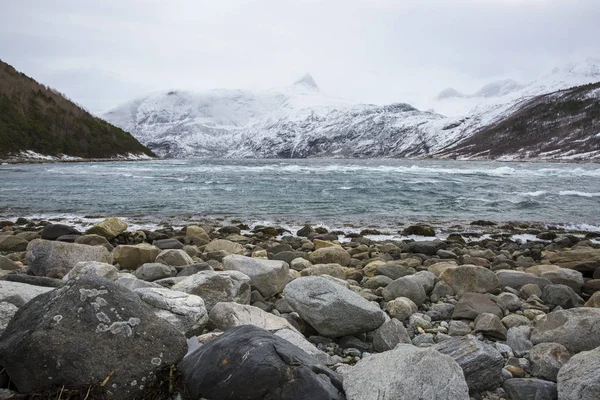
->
1 0 599 114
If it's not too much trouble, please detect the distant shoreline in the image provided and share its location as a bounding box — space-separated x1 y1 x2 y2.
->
1 155 599 166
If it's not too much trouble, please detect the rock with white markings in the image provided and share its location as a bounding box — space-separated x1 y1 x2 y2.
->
135 287 208 337
0 276 186 399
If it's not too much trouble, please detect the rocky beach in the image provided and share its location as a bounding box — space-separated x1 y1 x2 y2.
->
0 216 599 399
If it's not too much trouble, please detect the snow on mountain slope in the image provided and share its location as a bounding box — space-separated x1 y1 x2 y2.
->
432 58 600 118
103 74 365 158
103 60 600 160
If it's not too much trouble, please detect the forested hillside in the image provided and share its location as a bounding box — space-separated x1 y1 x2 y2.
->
0 59 155 158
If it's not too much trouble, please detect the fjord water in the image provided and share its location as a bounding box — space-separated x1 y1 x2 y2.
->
1 159 599 231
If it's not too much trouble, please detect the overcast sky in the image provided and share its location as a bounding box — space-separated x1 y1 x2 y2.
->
1 0 599 114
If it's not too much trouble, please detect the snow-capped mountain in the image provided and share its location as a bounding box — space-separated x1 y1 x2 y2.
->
433 58 600 117
103 59 600 161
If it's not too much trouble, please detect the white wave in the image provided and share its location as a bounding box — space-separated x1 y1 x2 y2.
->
517 191 548 197
160 162 600 179
558 223 600 232
338 186 353 190
559 190 600 197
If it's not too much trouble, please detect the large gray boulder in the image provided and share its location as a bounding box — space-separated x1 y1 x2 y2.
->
439 265 499 296
179 325 344 400
382 275 427 306
308 246 351 266
172 270 251 311
434 335 504 393
135 287 208 337
343 344 469 400
26 239 112 278
0 276 186 399
284 276 385 337
223 255 289 298
531 308 600 353
0 281 54 307
557 345 600 400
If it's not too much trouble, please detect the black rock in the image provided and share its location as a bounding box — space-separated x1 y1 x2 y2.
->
143 230 169 242
179 325 345 400
408 240 446 256
309 233 339 241
153 238 184 250
297 224 314 237
0 276 187 399
219 225 241 236
269 243 294 254
40 224 80 240
536 232 558 241
403 224 436 236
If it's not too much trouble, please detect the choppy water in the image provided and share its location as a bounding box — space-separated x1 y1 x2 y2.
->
1 159 599 232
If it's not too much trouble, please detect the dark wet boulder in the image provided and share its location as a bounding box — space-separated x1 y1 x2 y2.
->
0 276 186 399
40 223 80 240
179 325 345 400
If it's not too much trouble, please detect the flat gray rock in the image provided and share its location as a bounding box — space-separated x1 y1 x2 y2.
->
284 276 385 337
172 270 251 311
344 344 469 400
531 308 600 353
223 254 289 298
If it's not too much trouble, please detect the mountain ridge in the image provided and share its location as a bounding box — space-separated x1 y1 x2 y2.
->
103 62 600 161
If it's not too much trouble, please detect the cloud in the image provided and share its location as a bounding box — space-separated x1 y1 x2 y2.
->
1 0 599 113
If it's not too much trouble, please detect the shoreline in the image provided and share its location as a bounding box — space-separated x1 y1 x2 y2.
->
0 216 599 398
2 214 600 244
2 155 600 165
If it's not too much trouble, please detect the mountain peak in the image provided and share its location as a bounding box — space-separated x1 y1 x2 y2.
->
294 73 319 91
